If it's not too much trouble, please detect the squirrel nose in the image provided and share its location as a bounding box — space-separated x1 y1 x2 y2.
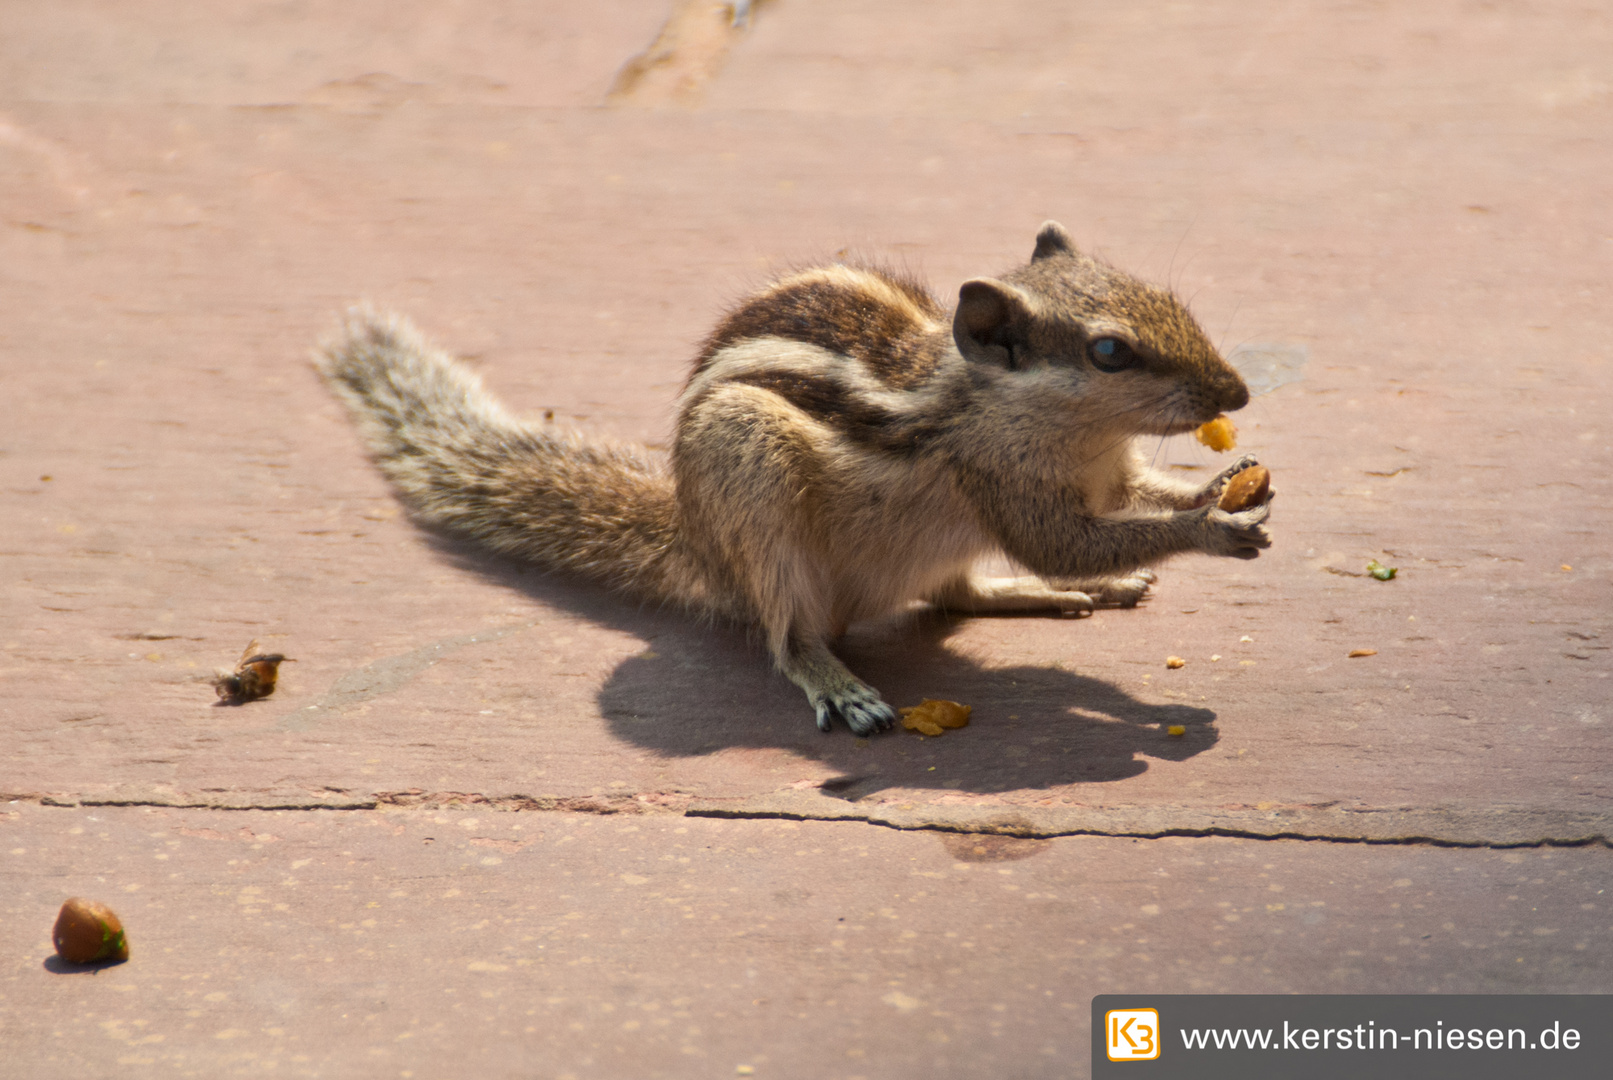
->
1220 372 1250 412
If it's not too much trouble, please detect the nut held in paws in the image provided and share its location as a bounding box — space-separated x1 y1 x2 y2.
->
53 897 129 964
1217 465 1271 513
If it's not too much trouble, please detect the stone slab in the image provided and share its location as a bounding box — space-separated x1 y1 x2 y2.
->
3 803 1610 1078
3 97 1609 841
3 6 1612 1073
2 8 1610 832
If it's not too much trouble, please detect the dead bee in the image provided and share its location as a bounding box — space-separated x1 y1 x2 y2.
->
212 639 293 704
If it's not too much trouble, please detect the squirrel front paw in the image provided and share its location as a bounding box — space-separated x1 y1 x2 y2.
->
1202 500 1272 560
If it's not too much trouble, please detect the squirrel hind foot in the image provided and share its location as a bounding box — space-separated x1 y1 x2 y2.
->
1088 572 1157 608
1044 568 1159 601
782 632 896 735
814 690 897 736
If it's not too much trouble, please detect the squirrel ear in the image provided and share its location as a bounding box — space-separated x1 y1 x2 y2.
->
1031 221 1076 261
954 278 1032 367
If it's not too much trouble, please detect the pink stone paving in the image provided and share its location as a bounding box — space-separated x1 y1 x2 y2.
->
2 2 1610 1076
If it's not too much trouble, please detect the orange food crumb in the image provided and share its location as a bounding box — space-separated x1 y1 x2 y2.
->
1165 656 1186 669
1194 415 1238 452
1167 725 1186 737
900 699 972 736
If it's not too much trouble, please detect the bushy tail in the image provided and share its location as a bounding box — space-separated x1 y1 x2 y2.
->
319 309 709 611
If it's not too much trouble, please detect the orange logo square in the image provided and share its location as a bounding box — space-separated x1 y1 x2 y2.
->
1105 1008 1160 1061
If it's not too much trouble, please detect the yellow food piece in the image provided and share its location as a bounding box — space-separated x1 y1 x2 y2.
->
899 699 972 735
1165 656 1185 669
1194 415 1238 452
1167 725 1186 737
1348 648 1378 658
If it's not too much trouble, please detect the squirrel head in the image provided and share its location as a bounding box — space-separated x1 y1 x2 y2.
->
952 222 1249 432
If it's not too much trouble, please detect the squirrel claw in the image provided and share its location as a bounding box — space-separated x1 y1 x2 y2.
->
1199 453 1262 501
815 693 895 736
1206 499 1271 559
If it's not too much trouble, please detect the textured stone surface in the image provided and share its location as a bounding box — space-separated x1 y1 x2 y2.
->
3 803 1609 1078
3 97 1608 836
2 1 1611 1075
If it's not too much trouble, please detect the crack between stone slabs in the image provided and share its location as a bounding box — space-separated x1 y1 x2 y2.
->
11 790 684 816
8 790 1609 850
683 806 1612 850
683 792 1613 849
29 793 381 811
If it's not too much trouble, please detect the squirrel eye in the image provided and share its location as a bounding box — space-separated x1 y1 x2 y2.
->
1088 336 1136 372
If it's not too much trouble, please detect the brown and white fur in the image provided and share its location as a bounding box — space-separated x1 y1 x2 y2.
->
319 222 1270 735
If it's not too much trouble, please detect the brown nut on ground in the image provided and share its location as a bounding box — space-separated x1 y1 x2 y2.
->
1217 465 1271 512
53 897 129 964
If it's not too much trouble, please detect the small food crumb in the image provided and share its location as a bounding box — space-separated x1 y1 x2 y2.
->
900 699 971 736
1194 415 1238 452
1560 564 1572 572
1348 648 1378 658
736 1068 756 1076
1240 635 1253 643
1165 656 1186 669
1366 559 1397 581
53 898 129 964
1167 725 1186 737
1210 654 1221 662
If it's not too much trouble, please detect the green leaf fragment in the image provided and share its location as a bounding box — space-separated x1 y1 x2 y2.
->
97 921 126 959
1366 560 1397 581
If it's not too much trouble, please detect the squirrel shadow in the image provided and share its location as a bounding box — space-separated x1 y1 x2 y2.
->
598 608 1217 794
426 537 1217 795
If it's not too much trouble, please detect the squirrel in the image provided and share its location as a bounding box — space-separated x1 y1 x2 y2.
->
319 221 1271 735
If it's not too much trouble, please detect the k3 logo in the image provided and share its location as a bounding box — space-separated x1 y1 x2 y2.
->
1105 1009 1161 1061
